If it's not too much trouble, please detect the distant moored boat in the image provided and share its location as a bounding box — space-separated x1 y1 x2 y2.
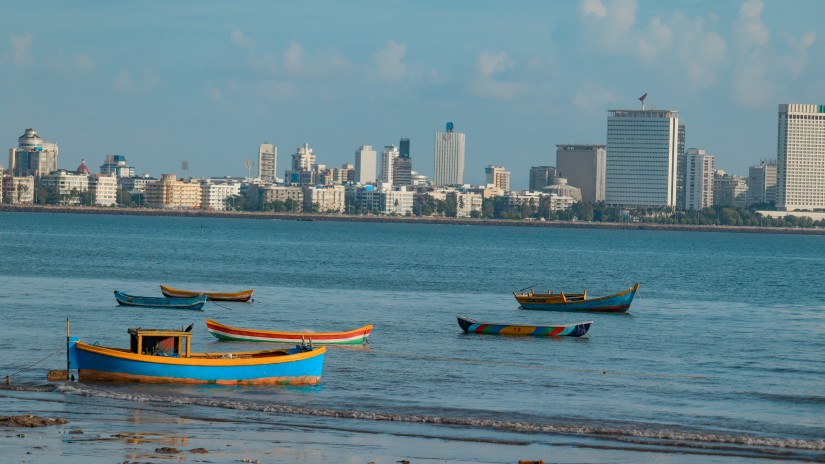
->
160 285 254 302
206 319 372 345
514 283 639 313
457 316 591 337
114 290 206 310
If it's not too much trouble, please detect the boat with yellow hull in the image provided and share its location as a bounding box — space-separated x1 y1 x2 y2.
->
160 284 254 302
514 283 639 313
67 326 324 385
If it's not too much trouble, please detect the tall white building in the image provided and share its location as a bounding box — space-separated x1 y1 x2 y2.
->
556 144 606 203
9 128 59 178
89 174 118 206
380 144 399 185
433 122 465 187
258 143 277 182
355 145 377 185
776 104 825 211
684 148 715 210
605 109 679 207
484 165 511 193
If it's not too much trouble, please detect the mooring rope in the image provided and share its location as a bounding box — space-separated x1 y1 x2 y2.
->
5 345 65 380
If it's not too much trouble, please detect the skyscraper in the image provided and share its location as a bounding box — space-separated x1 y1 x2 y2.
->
748 161 777 207
394 138 413 186
380 144 399 185
529 166 557 192
484 165 511 193
433 122 465 187
676 124 687 209
555 144 606 203
684 148 715 210
605 108 679 207
258 143 277 182
8 128 58 178
355 144 377 185
776 104 825 211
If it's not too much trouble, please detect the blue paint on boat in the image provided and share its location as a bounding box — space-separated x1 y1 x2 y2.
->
114 290 206 310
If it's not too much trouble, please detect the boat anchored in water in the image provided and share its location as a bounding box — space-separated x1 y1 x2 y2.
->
514 283 639 313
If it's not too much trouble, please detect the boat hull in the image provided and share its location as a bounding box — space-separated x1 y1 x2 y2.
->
114 291 206 310
70 341 324 385
515 284 639 313
160 285 253 302
457 316 591 337
206 319 372 345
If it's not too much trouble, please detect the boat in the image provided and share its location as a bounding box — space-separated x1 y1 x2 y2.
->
457 316 592 337
160 284 254 302
114 290 207 310
513 283 639 313
67 324 325 385
205 319 372 345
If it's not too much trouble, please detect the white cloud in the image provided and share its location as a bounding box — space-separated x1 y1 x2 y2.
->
9 32 33 67
231 30 253 48
573 82 617 114
635 16 672 62
581 0 607 19
281 41 350 78
735 0 768 50
115 69 160 93
470 51 527 101
373 40 407 82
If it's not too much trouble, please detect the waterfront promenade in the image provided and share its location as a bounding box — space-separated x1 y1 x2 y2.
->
2 204 824 235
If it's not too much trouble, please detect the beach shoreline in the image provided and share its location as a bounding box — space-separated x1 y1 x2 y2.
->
2 204 823 235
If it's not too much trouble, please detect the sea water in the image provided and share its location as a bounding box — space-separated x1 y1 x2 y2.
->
0 212 823 462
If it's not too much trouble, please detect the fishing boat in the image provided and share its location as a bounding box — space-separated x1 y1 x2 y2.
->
457 316 592 337
114 290 207 310
205 319 372 345
514 283 639 313
160 284 254 302
67 324 325 385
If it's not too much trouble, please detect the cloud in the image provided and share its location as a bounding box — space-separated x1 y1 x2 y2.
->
9 32 33 68
581 0 607 18
580 0 637 49
470 51 527 101
115 69 160 93
73 54 95 72
573 82 617 114
735 0 768 50
256 81 298 101
373 40 407 82
231 30 253 48
281 41 350 78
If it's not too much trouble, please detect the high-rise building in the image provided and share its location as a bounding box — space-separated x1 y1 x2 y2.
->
555 144 606 203
8 128 58 178
355 145 377 185
285 143 317 185
776 104 825 211
713 171 748 208
484 165 511 193
100 154 135 178
380 145 399 185
684 148 715 210
529 166 557 192
748 161 777 207
605 108 679 207
676 124 687 209
433 122 465 187
394 138 413 186
258 143 277 182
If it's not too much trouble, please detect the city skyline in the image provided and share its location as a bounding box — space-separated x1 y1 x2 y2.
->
0 1 822 188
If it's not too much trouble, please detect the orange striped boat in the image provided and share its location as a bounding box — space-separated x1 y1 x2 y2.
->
206 319 372 345
160 285 254 302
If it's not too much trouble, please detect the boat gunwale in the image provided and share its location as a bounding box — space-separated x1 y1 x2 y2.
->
160 284 254 300
205 319 373 339
514 283 639 305
74 341 325 366
457 316 592 329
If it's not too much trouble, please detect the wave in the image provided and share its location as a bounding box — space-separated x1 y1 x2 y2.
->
45 383 825 452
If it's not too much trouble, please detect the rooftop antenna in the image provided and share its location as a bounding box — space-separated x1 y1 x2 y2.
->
245 159 251 180
638 93 648 111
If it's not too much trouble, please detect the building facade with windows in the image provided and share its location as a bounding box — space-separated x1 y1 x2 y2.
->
605 109 679 207
144 174 202 209
485 165 511 193
354 145 377 185
433 122 465 187
89 174 118 206
684 148 715 210
748 161 777 207
776 104 825 211
9 128 58 178
258 143 277 182
556 144 605 203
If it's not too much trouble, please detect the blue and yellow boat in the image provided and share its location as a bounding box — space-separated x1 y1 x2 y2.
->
457 316 592 337
114 290 207 310
67 325 325 385
514 283 639 313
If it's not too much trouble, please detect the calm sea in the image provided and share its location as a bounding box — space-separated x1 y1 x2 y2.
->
0 212 823 462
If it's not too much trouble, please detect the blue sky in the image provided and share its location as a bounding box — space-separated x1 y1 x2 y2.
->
2 0 823 188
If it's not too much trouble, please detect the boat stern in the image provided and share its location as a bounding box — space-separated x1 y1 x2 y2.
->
67 336 80 381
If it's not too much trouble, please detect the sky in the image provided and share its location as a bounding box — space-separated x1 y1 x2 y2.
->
1 0 823 188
